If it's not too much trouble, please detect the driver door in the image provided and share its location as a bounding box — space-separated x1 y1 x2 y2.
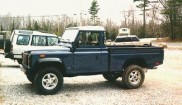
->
73 31 102 74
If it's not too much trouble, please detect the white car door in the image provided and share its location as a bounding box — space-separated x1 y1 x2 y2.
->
12 34 31 59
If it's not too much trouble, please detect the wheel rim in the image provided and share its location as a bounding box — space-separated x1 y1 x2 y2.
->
42 73 58 90
128 70 142 85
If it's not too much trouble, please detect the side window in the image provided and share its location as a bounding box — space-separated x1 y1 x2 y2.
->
47 37 59 46
115 38 125 42
125 37 131 42
16 35 30 45
131 37 139 41
78 31 100 47
32 36 46 46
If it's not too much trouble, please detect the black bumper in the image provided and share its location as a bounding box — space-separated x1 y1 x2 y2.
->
21 63 30 74
5 52 14 59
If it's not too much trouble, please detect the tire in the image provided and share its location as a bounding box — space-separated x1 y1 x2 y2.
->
26 73 34 83
103 73 119 82
122 65 145 89
34 67 63 95
0 39 4 49
4 39 11 53
17 59 22 64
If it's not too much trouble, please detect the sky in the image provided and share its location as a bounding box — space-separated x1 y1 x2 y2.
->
0 0 138 24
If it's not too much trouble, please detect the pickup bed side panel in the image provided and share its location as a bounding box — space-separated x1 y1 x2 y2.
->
108 47 164 72
101 48 109 72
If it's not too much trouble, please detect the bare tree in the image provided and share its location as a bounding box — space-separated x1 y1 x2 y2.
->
146 3 161 37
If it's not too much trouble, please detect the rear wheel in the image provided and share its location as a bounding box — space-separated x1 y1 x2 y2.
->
103 73 119 82
34 67 63 95
122 65 145 89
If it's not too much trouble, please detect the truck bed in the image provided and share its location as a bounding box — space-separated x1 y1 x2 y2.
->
106 46 164 71
107 45 163 54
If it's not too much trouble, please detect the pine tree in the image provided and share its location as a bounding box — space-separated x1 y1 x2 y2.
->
27 16 32 30
89 0 100 25
11 18 15 32
134 0 150 37
0 23 3 31
34 21 40 31
160 0 182 39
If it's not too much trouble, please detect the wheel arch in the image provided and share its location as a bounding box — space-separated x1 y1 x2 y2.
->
33 60 66 77
123 58 147 69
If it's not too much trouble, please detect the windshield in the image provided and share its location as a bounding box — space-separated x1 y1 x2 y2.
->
61 29 79 42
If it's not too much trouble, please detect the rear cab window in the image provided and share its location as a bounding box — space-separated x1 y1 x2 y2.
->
16 35 30 45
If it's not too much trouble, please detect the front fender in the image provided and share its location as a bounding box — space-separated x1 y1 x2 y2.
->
30 58 65 77
38 58 62 63
32 57 63 71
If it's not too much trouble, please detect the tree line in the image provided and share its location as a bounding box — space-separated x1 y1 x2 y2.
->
0 0 181 40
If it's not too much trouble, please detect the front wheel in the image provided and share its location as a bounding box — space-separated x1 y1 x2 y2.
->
122 65 145 89
26 73 34 83
34 67 63 95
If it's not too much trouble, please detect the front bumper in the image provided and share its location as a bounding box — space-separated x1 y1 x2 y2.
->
20 63 30 74
5 52 22 59
5 52 14 59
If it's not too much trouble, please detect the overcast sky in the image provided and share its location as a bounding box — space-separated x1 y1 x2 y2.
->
0 0 138 23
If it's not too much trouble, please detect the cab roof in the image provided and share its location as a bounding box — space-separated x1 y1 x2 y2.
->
66 26 105 31
13 30 40 35
13 30 56 36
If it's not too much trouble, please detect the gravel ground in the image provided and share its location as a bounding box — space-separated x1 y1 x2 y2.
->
0 49 182 105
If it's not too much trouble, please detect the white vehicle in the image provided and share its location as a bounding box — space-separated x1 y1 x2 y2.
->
4 30 60 64
111 35 152 47
118 28 130 36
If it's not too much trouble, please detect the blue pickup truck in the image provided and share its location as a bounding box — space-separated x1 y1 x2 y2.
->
21 26 164 95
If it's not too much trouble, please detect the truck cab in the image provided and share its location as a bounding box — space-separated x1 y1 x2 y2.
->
58 26 106 74
21 26 164 95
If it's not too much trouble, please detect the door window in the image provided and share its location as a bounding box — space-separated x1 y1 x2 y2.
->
16 35 30 45
78 31 100 47
32 36 46 46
